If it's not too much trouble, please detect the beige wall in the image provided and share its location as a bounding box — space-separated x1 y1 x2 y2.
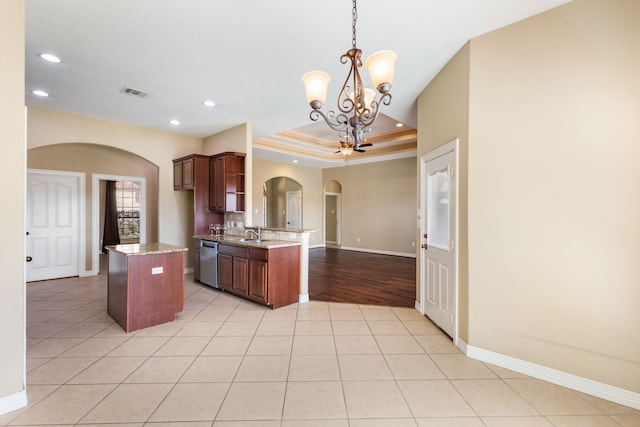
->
28 143 160 272
252 158 323 246
323 158 417 256
0 0 26 403
27 107 203 264
417 43 470 339
469 0 640 393
419 0 640 394
203 124 250 155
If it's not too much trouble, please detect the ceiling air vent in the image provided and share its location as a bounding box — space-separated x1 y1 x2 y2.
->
120 86 149 98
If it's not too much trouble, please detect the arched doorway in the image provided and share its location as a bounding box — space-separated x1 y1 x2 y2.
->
263 176 303 229
28 143 159 275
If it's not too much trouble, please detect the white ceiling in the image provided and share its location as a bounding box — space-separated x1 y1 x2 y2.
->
25 0 571 167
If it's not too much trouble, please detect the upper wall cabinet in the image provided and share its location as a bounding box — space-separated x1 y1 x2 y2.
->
173 155 196 190
210 152 245 212
172 154 224 235
173 154 215 190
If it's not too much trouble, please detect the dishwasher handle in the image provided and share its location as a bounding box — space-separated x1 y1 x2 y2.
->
201 240 218 249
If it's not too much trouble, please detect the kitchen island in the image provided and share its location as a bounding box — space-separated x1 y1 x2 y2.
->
106 243 188 332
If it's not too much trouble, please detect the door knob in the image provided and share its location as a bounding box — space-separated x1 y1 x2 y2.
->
421 244 428 250
26 256 33 262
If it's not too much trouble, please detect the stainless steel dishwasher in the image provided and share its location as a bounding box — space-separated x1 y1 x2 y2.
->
199 240 218 288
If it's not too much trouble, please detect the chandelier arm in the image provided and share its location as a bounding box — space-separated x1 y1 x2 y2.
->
359 92 392 129
352 60 366 119
309 109 350 133
337 50 363 115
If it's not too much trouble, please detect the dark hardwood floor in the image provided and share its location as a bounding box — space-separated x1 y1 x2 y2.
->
308 247 416 307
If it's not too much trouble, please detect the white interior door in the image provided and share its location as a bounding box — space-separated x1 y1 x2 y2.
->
421 145 457 339
286 190 302 229
27 171 80 281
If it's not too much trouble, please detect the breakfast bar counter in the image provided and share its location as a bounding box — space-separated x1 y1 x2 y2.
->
106 243 188 332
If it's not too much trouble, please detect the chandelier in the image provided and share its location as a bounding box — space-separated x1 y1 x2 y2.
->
301 0 397 152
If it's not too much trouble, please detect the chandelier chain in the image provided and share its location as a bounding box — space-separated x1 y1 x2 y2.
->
352 0 358 49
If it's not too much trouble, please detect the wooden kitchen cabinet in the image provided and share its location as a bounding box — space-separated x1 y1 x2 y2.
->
172 154 223 233
193 238 201 281
209 155 225 211
209 152 245 212
232 256 248 295
248 258 267 301
173 155 195 190
218 243 247 295
218 253 233 289
106 243 187 332
217 243 299 308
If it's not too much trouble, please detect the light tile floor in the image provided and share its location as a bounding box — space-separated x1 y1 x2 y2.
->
2 273 639 426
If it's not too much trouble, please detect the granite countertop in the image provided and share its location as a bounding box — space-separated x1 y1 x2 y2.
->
106 243 189 256
194 235 301 249
244 226 316 233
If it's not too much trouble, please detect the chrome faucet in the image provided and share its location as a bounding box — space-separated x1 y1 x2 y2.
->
245 227 261 241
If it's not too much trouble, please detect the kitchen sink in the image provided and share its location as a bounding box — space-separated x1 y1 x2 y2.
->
237 238 269 243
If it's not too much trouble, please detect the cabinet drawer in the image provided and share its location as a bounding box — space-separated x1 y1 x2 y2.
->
219 244 248 257
249 247 268 261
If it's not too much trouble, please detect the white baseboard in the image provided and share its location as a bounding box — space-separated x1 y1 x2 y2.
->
80 269 97 277
0 389 27 415
463 342 640 410
299 293 309 303
184 267 194 275
338 246 416 258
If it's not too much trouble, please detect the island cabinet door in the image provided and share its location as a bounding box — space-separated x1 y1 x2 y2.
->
218 253 233 290
232 256 248 295
248 259 267 303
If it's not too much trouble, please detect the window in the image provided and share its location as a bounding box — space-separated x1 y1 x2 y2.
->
427 169 449 250
115 181 140 241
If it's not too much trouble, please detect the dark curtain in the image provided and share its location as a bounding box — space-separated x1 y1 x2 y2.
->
102 180 120 252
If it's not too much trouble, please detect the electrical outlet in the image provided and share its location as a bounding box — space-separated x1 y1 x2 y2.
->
411 242 415 248
356 237 360 242
152 266 163 275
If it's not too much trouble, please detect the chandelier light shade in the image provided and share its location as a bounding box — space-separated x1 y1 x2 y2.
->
301 0 397 152
365 50 397 93
301 71 331 108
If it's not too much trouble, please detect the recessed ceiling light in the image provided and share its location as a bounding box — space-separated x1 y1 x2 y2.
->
39 53 62 63
395 123 404 127
292 160 299 164
203 100 216 107
169 119 180 125
31 90 49 97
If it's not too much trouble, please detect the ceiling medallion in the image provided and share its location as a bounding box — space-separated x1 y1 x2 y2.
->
301 0 397 156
